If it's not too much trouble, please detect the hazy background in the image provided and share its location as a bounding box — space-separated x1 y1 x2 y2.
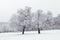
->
0 0 60 22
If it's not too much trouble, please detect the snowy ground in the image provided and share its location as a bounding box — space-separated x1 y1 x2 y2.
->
0 30 60 40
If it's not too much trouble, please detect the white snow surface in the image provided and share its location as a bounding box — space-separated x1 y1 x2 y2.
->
0 30 60 40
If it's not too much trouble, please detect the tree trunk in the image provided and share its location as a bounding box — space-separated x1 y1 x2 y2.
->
22 26 26 34
38 28 40 34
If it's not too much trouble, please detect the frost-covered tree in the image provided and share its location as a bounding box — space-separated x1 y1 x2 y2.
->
9 7 32 31
9 14 18 31
37 10 42 34
31 10 43 33
42 11 53 30
53 14 60 29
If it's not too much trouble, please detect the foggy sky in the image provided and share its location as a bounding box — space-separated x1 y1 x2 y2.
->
0 0 60 22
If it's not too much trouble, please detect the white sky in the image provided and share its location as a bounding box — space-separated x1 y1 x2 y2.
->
0 0 60 22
